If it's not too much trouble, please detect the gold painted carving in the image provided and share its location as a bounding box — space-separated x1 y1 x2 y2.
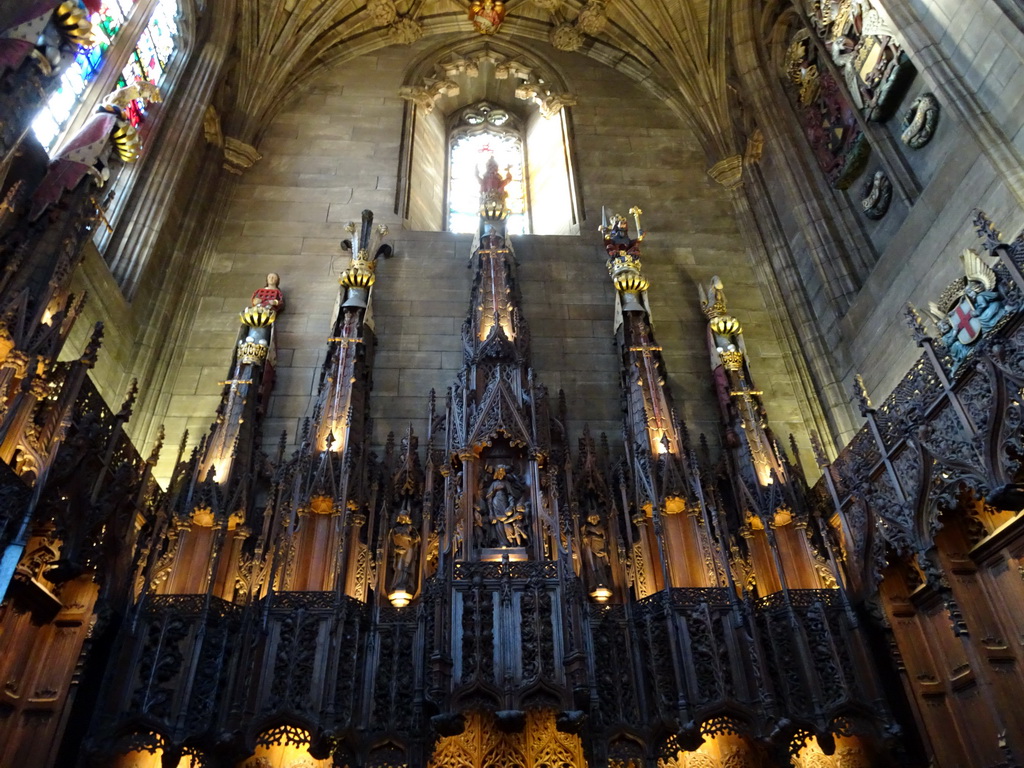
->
427 710 586 768
706 155 744 188
223 137 263 174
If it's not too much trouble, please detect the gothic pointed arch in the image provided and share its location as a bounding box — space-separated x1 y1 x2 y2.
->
396 38 582 235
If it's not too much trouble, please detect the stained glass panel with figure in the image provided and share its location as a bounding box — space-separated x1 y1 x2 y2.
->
448 128 527 235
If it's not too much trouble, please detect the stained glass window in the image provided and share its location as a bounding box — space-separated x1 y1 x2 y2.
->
448 129 528 235
117 0 178 126
31 0 136 150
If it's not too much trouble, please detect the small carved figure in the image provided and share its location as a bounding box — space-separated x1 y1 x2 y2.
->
389 508 420 592
468 0 505 34
580 508 610 585
251 272 285 313
600 211 643 259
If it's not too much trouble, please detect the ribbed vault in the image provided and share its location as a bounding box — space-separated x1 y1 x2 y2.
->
220 0 749 173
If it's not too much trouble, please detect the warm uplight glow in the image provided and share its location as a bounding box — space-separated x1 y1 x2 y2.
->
590 585 612 603
480 549 528 562
389 589 412 608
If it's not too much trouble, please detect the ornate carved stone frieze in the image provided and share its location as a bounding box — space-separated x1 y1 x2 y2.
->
400 48 578 118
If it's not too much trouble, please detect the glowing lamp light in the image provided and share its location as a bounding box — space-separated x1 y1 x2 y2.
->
590 585 612 603
389 589 412 608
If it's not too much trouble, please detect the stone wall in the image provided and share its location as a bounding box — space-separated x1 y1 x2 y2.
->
749 0 1024 421
156 35 812 482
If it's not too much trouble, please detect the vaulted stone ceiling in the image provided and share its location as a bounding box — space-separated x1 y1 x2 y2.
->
221 0 746 177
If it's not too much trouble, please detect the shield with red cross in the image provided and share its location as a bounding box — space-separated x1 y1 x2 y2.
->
948 296 982 345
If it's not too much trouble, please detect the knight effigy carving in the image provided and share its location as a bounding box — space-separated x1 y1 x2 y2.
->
30 81 162 220
925 247 1015 370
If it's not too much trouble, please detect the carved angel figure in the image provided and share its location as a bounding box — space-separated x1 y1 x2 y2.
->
30 81 162 219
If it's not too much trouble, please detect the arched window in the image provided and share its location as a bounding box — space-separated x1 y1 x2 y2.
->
398 42 582 237
448 102 528 235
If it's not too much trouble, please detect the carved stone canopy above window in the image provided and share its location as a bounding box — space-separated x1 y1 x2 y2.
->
398 43 577 118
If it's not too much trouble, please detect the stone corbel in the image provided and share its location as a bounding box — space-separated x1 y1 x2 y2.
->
707 154 744 188
514 83 577 118
222 136 262 175
398 80 461 114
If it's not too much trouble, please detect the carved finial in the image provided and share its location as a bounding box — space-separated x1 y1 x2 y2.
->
82 322 105 367
148 425 166 465
809 431 829 468
973 208 1002 253
903 303 929 345
853 374 873 415
118 378 139 420
175 428 190 466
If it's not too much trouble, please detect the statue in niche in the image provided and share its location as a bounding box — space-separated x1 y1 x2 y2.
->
484 464 528 548
389 503 420 593
237 273 285 376
468 0 506 35
580 501 611 586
